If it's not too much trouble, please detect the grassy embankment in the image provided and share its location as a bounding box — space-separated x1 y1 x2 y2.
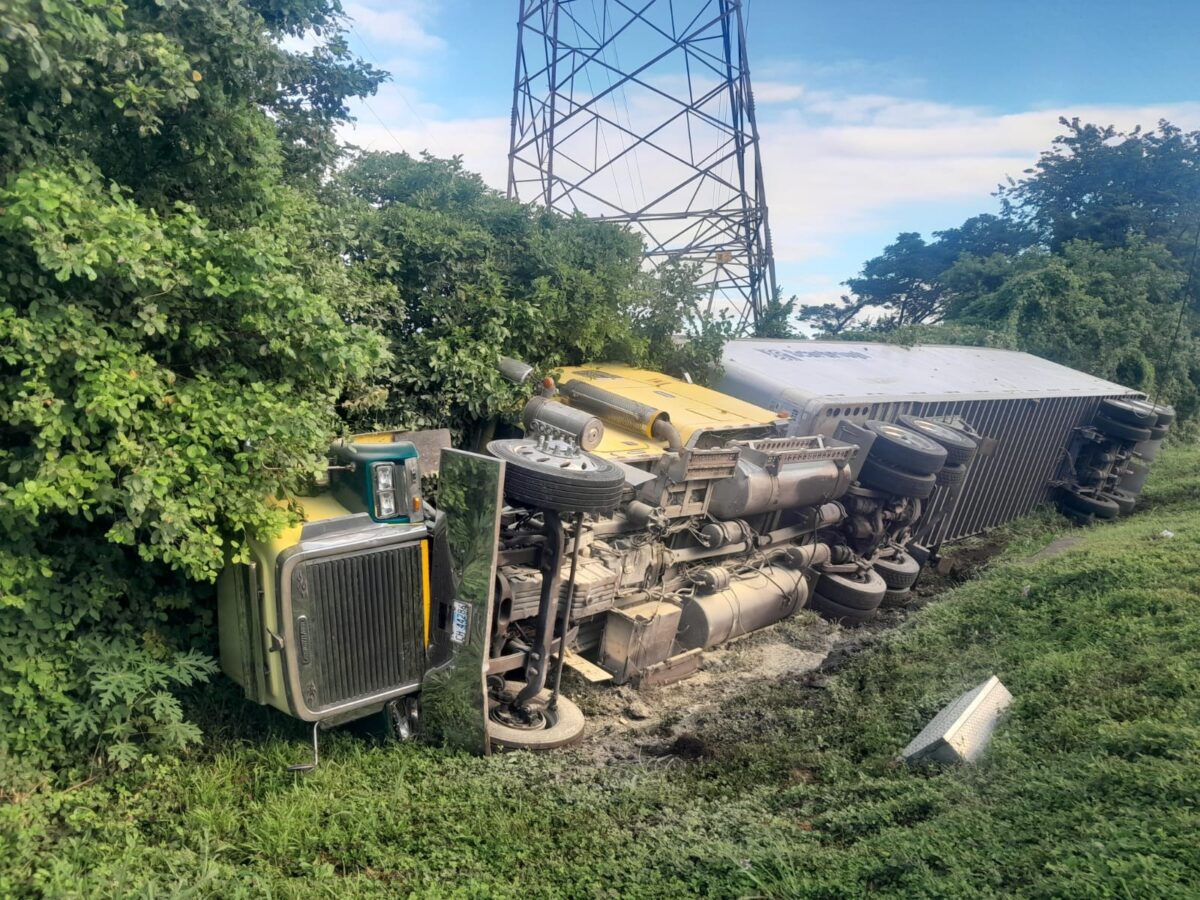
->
3 445 1199 898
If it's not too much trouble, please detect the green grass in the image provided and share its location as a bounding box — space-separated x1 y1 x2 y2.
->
3 445 1200 898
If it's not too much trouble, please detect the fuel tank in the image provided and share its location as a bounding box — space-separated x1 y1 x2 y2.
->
675 564 809 650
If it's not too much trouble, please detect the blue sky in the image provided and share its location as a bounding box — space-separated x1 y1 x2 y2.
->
331 0 1200 308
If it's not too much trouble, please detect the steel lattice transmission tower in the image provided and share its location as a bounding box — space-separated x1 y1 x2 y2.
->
507 0 777 327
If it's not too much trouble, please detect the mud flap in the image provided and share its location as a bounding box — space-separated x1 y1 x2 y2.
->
419 449 504 755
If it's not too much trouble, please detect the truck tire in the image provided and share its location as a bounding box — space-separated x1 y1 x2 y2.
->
488 688 586 751
1093 415 1152 444
487 439 625 515
809 593 879 626
857 456 937 499
1148 424 1169 440
863 420 948 475
1108 487 1137 516
872 549 921 590
1060 488 1120 520
1099 398 1157 428
1134 439 1163 462
881 587 911 608
935 463 968 489
897 415 978 466
1127 400 1176 428
814 567 887 611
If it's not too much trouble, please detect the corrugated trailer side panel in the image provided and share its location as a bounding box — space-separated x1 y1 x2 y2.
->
787 396 1127 541
720 341 1140 543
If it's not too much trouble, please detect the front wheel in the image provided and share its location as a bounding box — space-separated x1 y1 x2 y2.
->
488 687 586 751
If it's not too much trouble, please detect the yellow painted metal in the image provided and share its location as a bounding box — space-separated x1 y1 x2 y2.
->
554 363 780 462
349 430 405 444
259 492 355 559
421 539 432 646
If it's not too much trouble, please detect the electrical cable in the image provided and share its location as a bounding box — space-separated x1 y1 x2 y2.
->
567 6 628 210
346 20 445 156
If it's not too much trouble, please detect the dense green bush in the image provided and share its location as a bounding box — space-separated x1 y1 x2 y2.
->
0 0 388 769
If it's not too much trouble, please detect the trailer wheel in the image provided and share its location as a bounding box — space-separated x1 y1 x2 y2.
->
814 567 886 611
809 593 878 625
1148 424 1170 440
862 420 948 475
1059 488 1120 520
897 415 978 466
487 439 625 514
1093 414 1152 444
489 688 586 751
857 456 937 499
1108 487 1137 516
1099 398 1157 428
1152 405 1176 427
881 587 912 608
935 463 968 489
872 549 921 590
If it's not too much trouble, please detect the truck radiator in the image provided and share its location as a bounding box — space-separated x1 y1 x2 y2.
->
290 543 425 712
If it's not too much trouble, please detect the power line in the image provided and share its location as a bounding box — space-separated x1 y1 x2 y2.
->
345 20 444 156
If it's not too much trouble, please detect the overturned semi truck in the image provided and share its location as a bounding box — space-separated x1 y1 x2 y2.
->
218 345 1173 762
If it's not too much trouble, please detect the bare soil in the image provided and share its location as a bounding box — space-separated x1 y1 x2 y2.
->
563 534 1015 765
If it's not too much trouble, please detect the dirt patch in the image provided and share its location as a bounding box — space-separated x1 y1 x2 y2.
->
564 535 1015 765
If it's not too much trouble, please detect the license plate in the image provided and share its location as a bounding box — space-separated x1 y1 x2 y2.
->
450 601 471 645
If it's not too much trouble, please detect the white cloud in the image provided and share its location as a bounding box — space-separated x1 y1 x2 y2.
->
758 93 1200 272
753 81 806 104
343 2 445 52
339 115 512 187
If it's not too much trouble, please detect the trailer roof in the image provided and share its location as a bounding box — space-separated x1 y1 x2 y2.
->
719 340 1138 408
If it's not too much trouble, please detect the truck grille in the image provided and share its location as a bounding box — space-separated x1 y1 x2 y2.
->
290 542 425 713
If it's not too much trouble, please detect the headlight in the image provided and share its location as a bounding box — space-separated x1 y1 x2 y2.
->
376 490 397 518
374 463 395 491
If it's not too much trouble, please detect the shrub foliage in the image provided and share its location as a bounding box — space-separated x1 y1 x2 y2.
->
336 151 732 440
0 0 387 767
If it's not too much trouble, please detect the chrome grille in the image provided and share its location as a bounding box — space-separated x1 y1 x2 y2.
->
290 542 425 712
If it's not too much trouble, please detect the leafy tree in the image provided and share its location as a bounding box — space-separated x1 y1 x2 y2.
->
998 119 1200 362
999 118 1200 258
337 151 732 439
0 0 387 768
752 291 799 338
849 240 1197 423
799 215 1035 333
942 240 1197 414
